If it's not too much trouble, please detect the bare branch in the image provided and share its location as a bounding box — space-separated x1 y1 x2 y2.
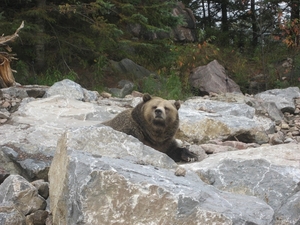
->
0 21 24 46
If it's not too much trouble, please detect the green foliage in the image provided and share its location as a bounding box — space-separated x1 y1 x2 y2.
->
3 0 300 97
13 61 33 84
141 72 190 100
38 69 78 86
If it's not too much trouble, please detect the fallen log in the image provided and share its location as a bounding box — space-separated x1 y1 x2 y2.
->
0 21 24 88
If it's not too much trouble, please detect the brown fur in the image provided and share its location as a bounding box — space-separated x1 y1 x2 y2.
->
102 93 198 162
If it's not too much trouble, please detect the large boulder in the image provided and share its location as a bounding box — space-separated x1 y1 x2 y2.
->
182 143 300 225
0 88 284 180
44 79 99 102
255 87 300 113
109 58 152 80
171 2 196 42
49 127 274 224
189 60 242 95
0 95 113 180
178 97 273 144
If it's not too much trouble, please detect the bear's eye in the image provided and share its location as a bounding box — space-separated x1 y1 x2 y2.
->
152 106 157 110
164 107 170 111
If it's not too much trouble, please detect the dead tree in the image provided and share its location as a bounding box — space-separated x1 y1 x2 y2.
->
0 21 24 88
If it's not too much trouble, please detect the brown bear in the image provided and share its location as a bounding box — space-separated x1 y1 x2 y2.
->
102 93 198 162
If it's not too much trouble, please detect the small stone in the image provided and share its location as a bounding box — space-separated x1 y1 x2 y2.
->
0 110 9 119
294 108 300 114
131 91 143 97
0 118 7 123
25 210 49 225
1 101 10 108
100 91 111 98
15 98 21 103
290 127 298 132
175 167 186 177
269 132 284 145
281 123 290 129
292 131 300 136
284 138 294 143
31 180 49 199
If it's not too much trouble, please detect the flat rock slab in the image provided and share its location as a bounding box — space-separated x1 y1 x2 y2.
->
182 143 300 224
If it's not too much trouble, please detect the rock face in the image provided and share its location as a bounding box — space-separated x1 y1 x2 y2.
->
0 80 300 224
189 60 242 95
171 2 197 42
49 127 274 224
182 143 300 225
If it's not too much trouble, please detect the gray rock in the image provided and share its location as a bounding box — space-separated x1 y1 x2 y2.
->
45 79 98 102
0 175 46 215
247 99 284 122
31 180 49 199
255 87 300 113
189 60 242 95
276 191 300 224
0 109 10 119
58 125 177 169
0 95 133 179
44 79 84 100
49 143 274 225
171 2 196 42
19 159 50 180
0 85 49 99
184 98 255 119
0 147 28 180
108 80 134 98
25 210 49 225
0 202 25 225
109 58 152 79
82 88 99 102
178 97 271 144
182 143 300 223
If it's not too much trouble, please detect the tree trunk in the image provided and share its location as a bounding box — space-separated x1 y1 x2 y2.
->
201 0 206 28
251 0 258 47
290 0 300 46
221 0 229 33
207 0 211 27
0 54 15 88
35 0 46 73
0 21 24 88
291 0 300 20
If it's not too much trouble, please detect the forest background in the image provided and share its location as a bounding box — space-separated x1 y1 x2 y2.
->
1 0 300 99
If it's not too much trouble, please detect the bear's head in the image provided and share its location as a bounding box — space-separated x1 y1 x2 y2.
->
141 93 180 129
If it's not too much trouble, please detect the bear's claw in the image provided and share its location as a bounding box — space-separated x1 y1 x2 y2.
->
181 149 198 162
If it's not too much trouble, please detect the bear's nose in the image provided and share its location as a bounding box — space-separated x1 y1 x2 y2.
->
155 108 162 116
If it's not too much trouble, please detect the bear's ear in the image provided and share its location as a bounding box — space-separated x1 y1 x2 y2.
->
174 100 180 110
143 93 152 102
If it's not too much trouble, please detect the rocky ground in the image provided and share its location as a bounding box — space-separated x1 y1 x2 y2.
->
0 79 300 224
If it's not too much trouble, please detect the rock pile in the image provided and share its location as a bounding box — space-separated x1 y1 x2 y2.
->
0 80 300 224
